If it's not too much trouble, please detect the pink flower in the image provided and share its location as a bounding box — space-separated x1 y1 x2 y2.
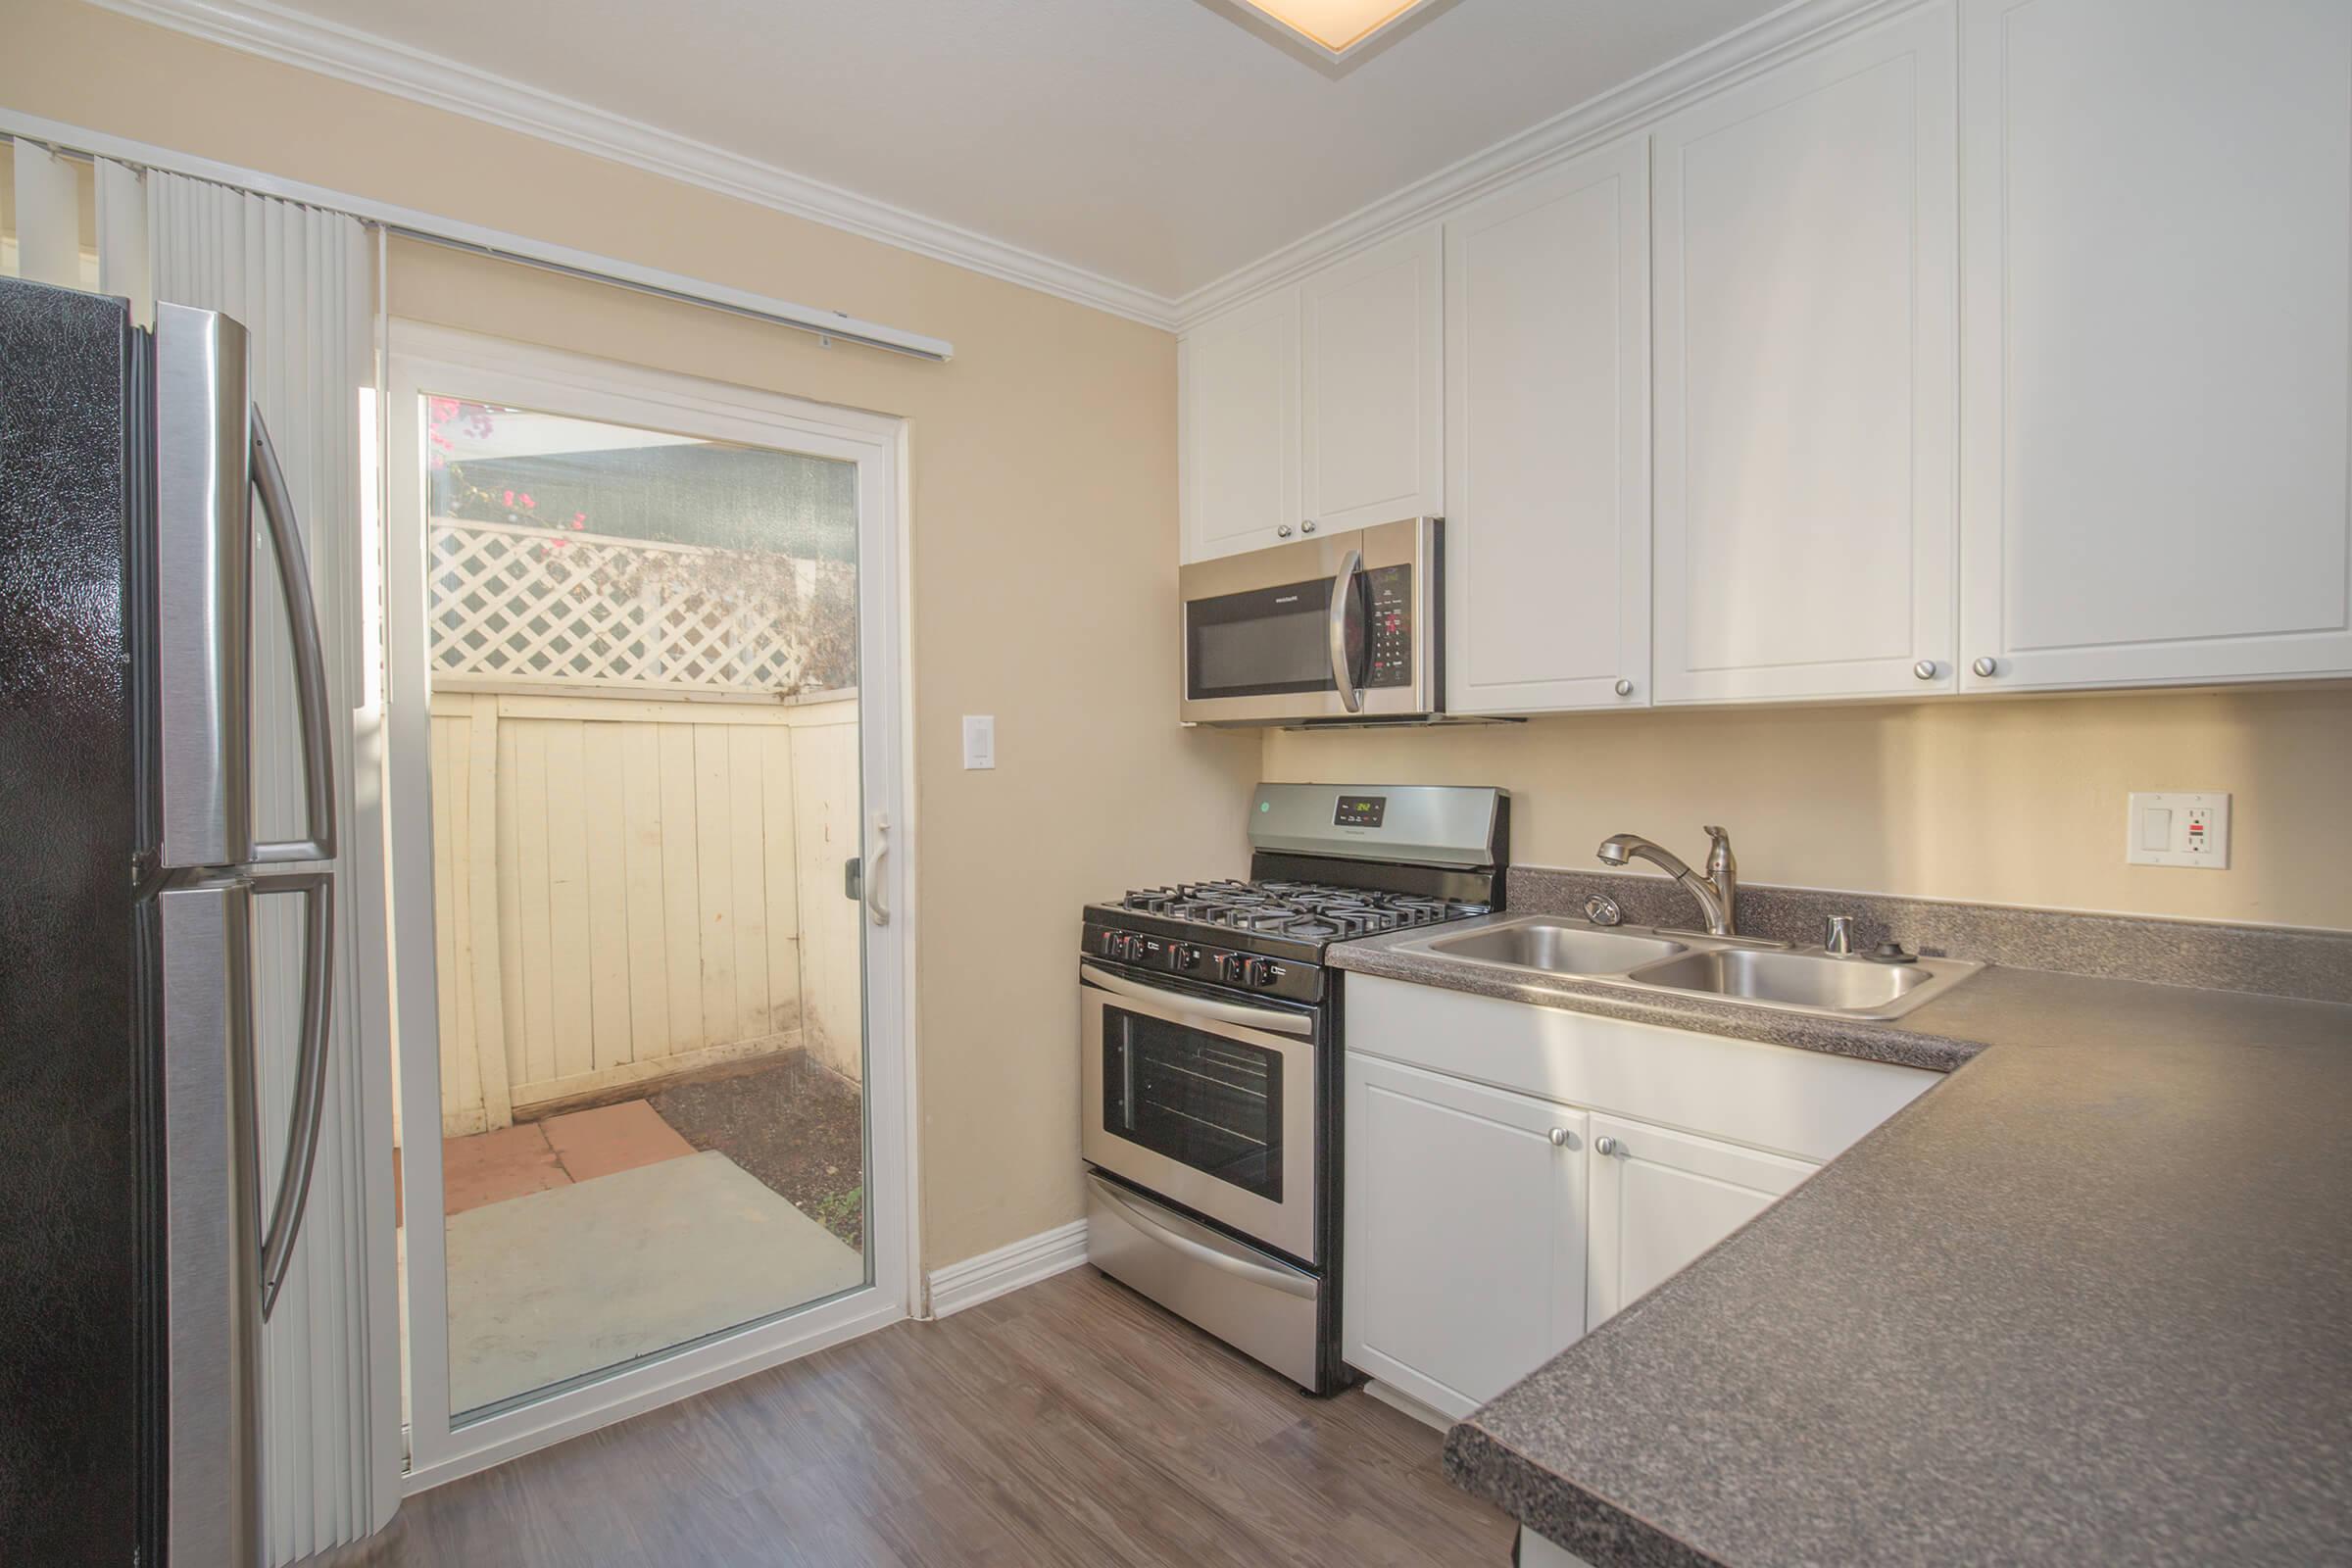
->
503 489 515 506
519 493 534 509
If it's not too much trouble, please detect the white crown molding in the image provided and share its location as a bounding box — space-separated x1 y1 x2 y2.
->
84 0 1186 330
1172 0 1923 329
83 0 1931 339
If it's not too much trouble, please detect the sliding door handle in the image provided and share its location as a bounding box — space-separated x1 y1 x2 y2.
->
250 410 338 863
865 813 890 927
252 869 333 1320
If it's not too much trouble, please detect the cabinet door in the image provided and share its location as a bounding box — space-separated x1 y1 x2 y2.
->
1586 1113 1815 1328
1301 226 1442 531
1957 0 2352 691
1181 287 1300 563
1343 1054 1588 1421
1445 134 1651 713
1652 5 1958 703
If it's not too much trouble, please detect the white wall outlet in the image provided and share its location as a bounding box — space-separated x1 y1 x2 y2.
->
2127 792 2229 869
960 714 996 770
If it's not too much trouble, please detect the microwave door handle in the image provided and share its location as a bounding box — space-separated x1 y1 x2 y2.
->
252 869 334 1320
1327 547 1364 713
249 410 338 864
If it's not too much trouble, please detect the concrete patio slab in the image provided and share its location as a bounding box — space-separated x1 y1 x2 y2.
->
442 1150 864 1415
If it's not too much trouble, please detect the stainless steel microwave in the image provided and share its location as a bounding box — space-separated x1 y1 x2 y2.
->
1180 516 1441 726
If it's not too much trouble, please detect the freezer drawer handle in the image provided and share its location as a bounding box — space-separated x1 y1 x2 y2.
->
253 868 333 1320
1090 1176 1314 1299
249 409 339 864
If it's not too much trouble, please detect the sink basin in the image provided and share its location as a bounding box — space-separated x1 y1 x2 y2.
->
1625 948 1956 1018
1385 911 1983 1020
1425 919 1687 975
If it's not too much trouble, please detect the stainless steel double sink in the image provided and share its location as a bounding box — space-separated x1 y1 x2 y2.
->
1386 915 1982 1022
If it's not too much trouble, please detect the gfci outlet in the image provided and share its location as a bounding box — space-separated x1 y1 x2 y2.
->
2127 792 2230 869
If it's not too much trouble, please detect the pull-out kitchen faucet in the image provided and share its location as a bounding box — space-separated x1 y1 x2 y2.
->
1594 826 1739 937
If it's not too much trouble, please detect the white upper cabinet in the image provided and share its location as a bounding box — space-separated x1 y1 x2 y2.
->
1957 0 2352 691
1301 225 1443 531
1651 6 1959 704
1444 134 1652 713
1180 287 1300 563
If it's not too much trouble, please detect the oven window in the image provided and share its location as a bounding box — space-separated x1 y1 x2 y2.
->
1102 1006 1283 1202
1187 577 1337 700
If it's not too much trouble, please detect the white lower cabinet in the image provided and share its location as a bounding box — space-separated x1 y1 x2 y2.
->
1585 1113 1815 1329
1343 1054 1589 1421
1342 974 1935 1419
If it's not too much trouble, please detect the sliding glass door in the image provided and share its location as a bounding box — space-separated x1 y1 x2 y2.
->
382 325 907 1483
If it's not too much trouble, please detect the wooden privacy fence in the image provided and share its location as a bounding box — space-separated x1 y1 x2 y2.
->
428 687 863 1137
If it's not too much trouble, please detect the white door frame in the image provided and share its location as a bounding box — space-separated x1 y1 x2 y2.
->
380 320 918 1493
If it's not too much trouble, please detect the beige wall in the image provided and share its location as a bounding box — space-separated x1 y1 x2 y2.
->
0 0 1262 1269
1266 685 2352 931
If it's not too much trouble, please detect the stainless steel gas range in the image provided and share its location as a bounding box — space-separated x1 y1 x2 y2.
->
1079 783 1508 1394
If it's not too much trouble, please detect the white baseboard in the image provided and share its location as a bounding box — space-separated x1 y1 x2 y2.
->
924 1218 1091 1318
1362 1377 1458 1434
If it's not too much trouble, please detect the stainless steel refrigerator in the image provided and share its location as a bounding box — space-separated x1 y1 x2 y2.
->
0 274 339 1567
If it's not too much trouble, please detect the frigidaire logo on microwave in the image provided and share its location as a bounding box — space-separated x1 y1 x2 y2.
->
1274 595 1299 604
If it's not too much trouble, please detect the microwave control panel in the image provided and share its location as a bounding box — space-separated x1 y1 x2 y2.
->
1365 565 1413 688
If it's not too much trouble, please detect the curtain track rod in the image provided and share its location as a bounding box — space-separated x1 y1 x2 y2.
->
1 121 956 364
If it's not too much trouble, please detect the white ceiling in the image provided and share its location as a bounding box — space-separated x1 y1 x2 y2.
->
195 0 1785 306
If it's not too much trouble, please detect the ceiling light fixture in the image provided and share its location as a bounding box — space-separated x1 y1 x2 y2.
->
1230 0 1442 63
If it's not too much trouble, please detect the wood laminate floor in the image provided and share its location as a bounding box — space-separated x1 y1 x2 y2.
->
315 1266 1514 1567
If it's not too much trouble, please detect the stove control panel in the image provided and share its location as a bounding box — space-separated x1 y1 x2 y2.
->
1083 921 1322 1006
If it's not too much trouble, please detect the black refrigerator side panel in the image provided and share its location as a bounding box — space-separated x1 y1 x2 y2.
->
0 276 150 1565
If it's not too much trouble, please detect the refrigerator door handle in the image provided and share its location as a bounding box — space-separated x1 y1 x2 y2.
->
252 868 334 1320
249 408 339 864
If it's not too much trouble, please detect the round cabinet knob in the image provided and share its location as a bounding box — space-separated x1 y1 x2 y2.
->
1913 660 1938 681
1593 1137 1623 1157
1972 656 1998 678
1300 519 1317 534
1614 678 1635 698
1548 1127 1576 1149
1276 524 1294 539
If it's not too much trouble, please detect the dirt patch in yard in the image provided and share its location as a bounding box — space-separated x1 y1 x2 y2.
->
650 1057 865 1251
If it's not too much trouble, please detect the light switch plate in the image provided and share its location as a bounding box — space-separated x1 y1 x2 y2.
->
2127 791 2229 869
961 714 996 770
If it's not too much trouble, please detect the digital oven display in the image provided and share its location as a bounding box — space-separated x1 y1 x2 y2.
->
1334 795 1387 828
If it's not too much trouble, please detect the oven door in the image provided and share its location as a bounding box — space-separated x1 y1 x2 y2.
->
1179 516 1436 725
1079 962 1318 1263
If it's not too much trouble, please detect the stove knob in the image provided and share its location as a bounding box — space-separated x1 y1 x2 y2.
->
1241 956 1286 988
1173 943 1203 971
1213 952 1244 984
1098 929 1121 958
1121 933 1150 963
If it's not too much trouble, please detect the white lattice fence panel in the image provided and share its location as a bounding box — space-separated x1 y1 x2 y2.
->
429 518 819 693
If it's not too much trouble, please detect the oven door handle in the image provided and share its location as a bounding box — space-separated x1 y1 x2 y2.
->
1326 546 1364 714
1088 1176 1317 1300
1080 963 1312 1037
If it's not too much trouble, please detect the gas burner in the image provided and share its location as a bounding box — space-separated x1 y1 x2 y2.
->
1100 876 1490 952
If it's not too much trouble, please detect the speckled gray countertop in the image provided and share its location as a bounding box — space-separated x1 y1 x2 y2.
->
1329 920 2352 1566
